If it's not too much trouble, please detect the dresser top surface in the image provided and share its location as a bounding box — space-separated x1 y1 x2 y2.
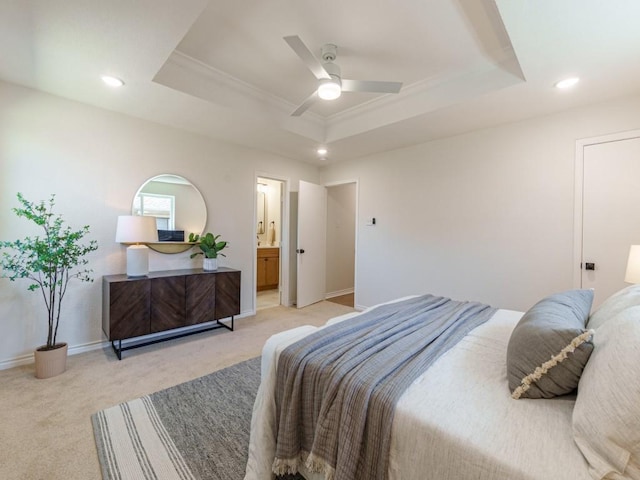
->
103 267 240 283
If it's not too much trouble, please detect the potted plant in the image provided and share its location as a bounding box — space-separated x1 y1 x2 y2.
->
189 232 227 271
0 193 98 379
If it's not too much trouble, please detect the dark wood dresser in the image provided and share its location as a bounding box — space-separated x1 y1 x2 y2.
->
102 267 240 359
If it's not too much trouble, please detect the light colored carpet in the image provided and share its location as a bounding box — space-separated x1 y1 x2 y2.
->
0 301 354 480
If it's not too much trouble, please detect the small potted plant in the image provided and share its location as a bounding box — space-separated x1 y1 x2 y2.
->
0 193 98 379
189 232 227 271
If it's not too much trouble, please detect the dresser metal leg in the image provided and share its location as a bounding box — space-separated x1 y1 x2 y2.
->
111 340 123 360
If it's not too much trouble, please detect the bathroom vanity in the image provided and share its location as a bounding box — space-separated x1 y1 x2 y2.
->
256 247 279 291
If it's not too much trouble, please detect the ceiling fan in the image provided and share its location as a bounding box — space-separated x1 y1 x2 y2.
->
284 35 403 117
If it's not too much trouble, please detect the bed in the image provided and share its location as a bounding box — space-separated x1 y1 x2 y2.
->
244 288 640 480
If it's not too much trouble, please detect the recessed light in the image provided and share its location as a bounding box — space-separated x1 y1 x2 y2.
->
101 75 125 88
317 148 328 155
555 77 579 89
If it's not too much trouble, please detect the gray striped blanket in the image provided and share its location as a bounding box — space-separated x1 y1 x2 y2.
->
272 294 497 480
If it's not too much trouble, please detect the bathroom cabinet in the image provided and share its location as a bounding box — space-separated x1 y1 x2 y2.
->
257 247 279 291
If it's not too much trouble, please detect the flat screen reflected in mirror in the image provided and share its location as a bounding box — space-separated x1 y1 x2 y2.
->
132 174 207 253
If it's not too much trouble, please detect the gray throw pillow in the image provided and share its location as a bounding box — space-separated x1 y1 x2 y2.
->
507 289 594 399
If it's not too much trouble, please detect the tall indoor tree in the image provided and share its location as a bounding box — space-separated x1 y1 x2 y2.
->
0 193 98 377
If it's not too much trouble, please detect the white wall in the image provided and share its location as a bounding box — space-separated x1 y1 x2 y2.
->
322 94 640 311
326 183 356 296
4 81 640 367
0 81 320 367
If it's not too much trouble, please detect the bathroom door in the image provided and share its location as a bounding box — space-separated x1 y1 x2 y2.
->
296 180 327 308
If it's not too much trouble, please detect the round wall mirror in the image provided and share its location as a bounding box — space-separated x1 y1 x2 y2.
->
132 174 207 253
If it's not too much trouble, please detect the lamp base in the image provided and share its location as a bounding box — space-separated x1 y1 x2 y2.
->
126 244 150 277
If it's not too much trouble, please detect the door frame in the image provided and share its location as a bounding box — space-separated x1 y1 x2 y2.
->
573 129 640 289
254 172 290 312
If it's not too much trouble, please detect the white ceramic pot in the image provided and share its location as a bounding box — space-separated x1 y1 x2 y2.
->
203 257 218 271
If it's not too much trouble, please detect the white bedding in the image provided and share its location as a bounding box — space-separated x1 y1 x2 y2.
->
244 303 592 480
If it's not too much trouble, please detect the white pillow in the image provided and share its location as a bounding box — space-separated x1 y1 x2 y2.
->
587 284 640 330
573 306 640 479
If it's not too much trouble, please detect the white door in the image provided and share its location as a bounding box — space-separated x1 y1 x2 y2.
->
297 180 327 308
581 134 640 307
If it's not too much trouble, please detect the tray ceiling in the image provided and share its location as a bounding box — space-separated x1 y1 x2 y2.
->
1 0 640 164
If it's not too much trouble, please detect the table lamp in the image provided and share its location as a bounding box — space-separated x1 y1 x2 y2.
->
115 215 158 277
624 245 640 284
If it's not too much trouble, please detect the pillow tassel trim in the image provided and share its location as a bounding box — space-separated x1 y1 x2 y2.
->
511 329 595 400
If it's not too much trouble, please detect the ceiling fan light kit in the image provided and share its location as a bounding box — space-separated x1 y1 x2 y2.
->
318 60 342 100
318 78 342 100
284 35 403 116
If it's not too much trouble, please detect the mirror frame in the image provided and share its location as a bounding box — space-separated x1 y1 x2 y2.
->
132 174 207 254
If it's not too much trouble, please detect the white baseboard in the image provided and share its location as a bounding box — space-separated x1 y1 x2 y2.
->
0 352 33 370
0 339 105 371
325 288 354 299
0 310 255 371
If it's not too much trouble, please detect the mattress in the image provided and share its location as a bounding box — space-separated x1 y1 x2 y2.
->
244 303 592 480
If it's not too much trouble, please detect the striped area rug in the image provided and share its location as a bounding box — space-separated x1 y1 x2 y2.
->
92 357 261 480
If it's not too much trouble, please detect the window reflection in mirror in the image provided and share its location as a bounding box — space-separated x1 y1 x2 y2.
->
132 174 207 242
133 193 175 229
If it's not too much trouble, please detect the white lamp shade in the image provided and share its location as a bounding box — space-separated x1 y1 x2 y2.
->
115 215 158 244
625 245 640 284
116 215 157 277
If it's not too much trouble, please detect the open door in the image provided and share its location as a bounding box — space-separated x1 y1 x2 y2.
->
296 180 327 308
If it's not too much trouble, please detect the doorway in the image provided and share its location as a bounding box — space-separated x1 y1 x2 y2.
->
325 182 356 308
295 180 357 309
256 177 285 310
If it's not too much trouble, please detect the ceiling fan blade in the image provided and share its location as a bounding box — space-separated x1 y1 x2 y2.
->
291 91 319 116
341 79 403 94
284 35 330 80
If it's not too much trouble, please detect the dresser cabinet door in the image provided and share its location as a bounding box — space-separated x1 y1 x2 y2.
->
186 273 216 325
215 271 241 320
150 276 186 333
108 279 150 340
